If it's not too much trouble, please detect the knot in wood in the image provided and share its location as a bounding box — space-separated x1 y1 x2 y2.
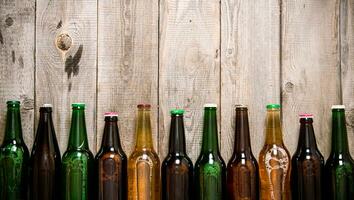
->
56 33 72 51
285 82 294 93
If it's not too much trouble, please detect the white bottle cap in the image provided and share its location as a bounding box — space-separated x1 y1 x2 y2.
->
204 103 217 108
42 104 53 108
331 105 345 109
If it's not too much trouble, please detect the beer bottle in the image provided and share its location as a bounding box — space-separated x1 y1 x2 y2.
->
96 112 127 200
128 104 160 200
0 100 29 199
259 104 291 200
195 104 226 200
291 114 324 200
61 103 94 200
161 109 193 200
325 105 354 200
29 104 61 200
227 105 259 200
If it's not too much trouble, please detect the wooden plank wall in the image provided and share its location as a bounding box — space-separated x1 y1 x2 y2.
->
0 0 353 162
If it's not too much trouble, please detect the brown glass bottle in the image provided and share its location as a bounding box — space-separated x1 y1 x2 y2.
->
161 109 193 200
227 105 259 200
96 112 127 200
128 104 160 200
259 104 291 200
291 114 324 200
29 104 61 200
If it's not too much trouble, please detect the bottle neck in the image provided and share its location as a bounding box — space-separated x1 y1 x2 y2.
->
101 118 122 150
296 119 318 151
135 109 153 149
234 108 252 154
35 109 56 146
4 106 23 143
331 110 349 154
265 109 283 145
67 109 89 150
168 115 186 155
201 108 219 154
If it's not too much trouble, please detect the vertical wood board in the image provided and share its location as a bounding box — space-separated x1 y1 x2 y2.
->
36 0 98 153
97 0 159 156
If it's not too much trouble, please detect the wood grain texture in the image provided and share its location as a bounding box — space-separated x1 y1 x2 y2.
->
97 0 159 156
0 0 35 149
282 0 341 158
35 0 97 154
341 0 354 156
221 0 281 161
159 0 220 162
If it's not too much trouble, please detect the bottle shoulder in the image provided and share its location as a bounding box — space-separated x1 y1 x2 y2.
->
128 149 160 164
0 141 29 158
62 148 94 161
292 149 324 162
162 154 193 168
195 152 226 168
95 149 127 161
326 153 354 168
227 154 258 169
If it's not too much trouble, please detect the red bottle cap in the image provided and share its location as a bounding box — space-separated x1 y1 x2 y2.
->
299 113 313 118
104 112 118 117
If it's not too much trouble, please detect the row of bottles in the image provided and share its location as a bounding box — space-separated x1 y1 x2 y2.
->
0 101 353 200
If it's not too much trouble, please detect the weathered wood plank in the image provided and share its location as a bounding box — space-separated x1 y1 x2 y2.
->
341 0 354 156
221 0 281 161
97 0 159 156
282 0 341 157
0 0 35 149
36 0 97 154
159 0 220 162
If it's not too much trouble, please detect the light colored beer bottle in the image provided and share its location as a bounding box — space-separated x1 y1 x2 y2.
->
259 104 291 200
128 104 160 200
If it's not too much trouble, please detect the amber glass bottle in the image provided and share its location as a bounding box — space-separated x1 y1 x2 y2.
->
161 109 193 200
29 104 61 200
291 114 324 200
227 105 259 200
96 112 127 200
259 104 291 200
128 104 160 200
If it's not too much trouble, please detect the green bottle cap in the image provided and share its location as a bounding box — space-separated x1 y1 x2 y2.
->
72 103 85 109
7 100 20 108
170 109 184 115
266 104 281 109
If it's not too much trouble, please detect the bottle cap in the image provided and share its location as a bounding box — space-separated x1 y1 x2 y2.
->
170 109 184 115
331 105 345 110
266 104 281 109
7 100 20 108
72 103 85 109
104 112 118 117
42 104 53 108
204 103 217 108
299 113 313 118
137 104 151 109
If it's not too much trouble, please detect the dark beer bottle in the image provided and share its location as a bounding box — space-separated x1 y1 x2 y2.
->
325 105 354 200
259 104 291 200
227 105 259 200
291 114 324 200
96 112 127 200
29 104 61 200
161 109 193 200
0 100 29 200
195 104 226 200
61 103 95 200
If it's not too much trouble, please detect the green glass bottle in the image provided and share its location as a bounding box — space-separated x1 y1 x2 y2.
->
195 104 226 200
61 103 95 200
325 105 354 200
0 100 30 200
